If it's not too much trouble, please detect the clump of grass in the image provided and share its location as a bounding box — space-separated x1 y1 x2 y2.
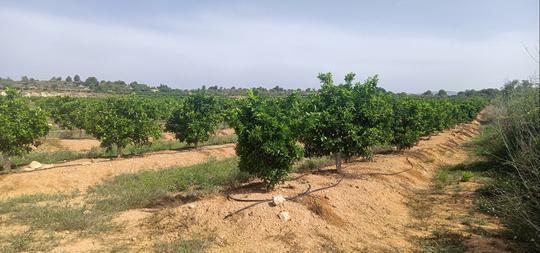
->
88 158 249 212
1 231 34 253
154 233 215 253
460 171 474 182
434 169 450 191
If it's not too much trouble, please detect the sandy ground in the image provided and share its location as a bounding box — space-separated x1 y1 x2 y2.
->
35 138 102 152
2 119 508 252
0 144 236 199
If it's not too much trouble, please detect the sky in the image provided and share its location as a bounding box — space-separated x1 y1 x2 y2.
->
0 0 538 93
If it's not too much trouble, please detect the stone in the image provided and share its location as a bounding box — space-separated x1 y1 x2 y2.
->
216 235 227 246
187 204 196 209
29 161 42 169
40 164 54 170
22 167 35 172
278 211 290 221
272 195 286 206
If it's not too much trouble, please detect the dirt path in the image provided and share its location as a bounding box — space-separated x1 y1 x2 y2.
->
69 120 491 252
0 144 236 199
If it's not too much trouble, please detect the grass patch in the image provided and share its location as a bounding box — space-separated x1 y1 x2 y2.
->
88 158 249 212
10 151 87 167
415 227 467 253
434 169 451 192
460 171 474 182
0 192 74 214
294 156 333 172
154 233 215 253
2 202 111 232
407 189 434 220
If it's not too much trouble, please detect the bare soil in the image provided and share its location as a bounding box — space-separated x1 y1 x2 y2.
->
35 138 101 152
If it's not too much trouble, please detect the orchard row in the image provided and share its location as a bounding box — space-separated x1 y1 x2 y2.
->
0 73 487 187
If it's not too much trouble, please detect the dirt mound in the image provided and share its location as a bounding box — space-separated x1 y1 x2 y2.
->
297 195 345 226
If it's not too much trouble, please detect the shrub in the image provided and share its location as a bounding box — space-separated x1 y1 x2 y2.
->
231 91 302 189
0 88 49 169
165 92 223 146
85 96 161 156
460 171 474 182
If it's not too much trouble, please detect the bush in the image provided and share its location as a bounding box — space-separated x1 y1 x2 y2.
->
460 171 474 182
0 88 49 169
85 96 161 156
476 80 539 250
165 92 223 146
231 91 302 189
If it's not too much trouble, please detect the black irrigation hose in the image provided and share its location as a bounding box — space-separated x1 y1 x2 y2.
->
227 183 312 203
224 157 415 219
224 176 344 219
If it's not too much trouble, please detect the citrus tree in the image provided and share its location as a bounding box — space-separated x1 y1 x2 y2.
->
85 96 160 156
300 73 359 172
389 96 423 150
351 74 393 159
0 88 49 169
231 91 302 189
165 92 223 146
42 97 91 136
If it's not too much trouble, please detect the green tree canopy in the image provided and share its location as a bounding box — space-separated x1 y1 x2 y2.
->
0 88 49 169
85 96 160 156
165 92 223 146
231 91 302 189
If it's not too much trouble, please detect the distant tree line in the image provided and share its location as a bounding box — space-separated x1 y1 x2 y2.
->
0 75 505 98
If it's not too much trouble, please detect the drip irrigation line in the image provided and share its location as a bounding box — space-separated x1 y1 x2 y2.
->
224 156 415 219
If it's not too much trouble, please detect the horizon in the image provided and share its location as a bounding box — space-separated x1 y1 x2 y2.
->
0 0 538 93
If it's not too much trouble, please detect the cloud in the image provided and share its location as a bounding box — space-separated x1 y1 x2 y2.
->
0 6 537 92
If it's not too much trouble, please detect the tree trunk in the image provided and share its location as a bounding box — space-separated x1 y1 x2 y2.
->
334 152 342 173
0 154 11 171
117 144 123 158
79 129 83 138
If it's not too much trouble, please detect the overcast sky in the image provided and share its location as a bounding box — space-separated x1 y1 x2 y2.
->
0 0 538 92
